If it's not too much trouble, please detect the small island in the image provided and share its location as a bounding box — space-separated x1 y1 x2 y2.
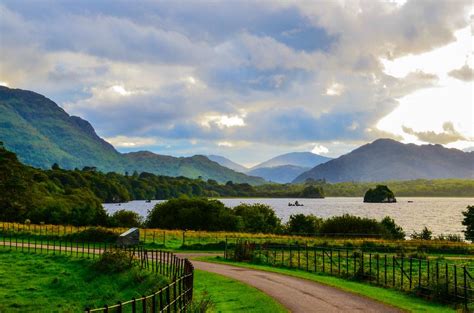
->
364 185 396 203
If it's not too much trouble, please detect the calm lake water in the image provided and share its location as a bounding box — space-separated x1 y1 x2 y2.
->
103 197 474 237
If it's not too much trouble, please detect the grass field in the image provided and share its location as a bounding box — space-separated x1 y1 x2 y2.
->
0 250 168 312
197 256 461 313
193 269 287 312
2 221 473 255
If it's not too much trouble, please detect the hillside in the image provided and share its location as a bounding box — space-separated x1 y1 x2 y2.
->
247 165 310 183
0 86 265 184
123 152 264 184
252 152 331 170
294 139 474 183
207 155 248 173
0 86 122 171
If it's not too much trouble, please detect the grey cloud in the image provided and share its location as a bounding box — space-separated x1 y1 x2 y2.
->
402 122 467 144
449 64 474 82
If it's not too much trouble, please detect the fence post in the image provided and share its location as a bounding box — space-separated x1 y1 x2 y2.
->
445 263 449 295
454 265 457 300
132 298 136 313
464 266 468 310
117 301 122 313
418 259 422 288
409 258 413 289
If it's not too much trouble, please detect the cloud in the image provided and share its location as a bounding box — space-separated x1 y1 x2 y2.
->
449 64 474 82
0 1 471 161
104 136 158 148
311 144 329 155
402 122 467 144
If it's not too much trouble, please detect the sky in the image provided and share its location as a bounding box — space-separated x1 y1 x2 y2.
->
0 0 473 167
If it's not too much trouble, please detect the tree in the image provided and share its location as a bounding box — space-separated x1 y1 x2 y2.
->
364 185 396 203
146 197 238 231
300 185 324 198
380 216 405 240
233 203 281 233
109 209 143 228
462 205 474 241
286 214 322 234
410 226 432 240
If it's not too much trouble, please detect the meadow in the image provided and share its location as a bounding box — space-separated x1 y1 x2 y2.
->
0 250 168 312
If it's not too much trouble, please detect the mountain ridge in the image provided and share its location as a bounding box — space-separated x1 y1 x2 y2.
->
0 86 265 185
251 151 332 170
294 138 474 183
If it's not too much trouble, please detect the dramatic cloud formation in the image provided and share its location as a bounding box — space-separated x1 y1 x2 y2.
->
402 122 467 145
0 0 472 163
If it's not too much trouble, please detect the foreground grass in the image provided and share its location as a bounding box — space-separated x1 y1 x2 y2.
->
196 256 458 313
0 250 167 312
193 269 287 313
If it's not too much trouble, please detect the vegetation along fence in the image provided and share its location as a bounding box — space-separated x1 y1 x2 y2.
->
0 229 194 312
227 241 474 309
2 221 472 253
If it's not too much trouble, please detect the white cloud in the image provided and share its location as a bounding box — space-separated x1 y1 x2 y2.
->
217 141 233 147
311 144 329 155
104 135 158 148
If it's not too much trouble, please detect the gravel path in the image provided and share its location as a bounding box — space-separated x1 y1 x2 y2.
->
180 254 402 313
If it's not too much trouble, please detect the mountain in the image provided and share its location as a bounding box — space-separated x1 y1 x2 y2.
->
0 86 265 184
207 155 248 173
123 152 264 184
0 86 122 171
252 152 331 170
294 139 474 183
247 165 310 183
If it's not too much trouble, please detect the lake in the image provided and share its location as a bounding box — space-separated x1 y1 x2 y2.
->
103 197 474 237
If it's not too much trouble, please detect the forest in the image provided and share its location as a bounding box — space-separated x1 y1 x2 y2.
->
1 143 472 226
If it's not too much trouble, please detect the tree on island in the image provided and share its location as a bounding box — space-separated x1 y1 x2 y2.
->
364 185 396 203
300 185 325 198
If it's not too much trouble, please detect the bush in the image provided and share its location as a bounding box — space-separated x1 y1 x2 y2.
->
146 197 238 231
286 214 322 234
93 249 133 273
67 227 119 242
233 203 281 233
319 214 385 237
436 233 462 242
410 227 432 240
109 210 143 228
380 216 405 239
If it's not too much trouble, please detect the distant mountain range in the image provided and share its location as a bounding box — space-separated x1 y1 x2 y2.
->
294 139 474 183
0 86 265 185
207 155 248 173
207 151 331 183
251 152 332 170
247 165 310 183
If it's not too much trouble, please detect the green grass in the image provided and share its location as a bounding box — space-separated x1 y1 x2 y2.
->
196 256 459 313
0 250 168 312
193 269 287 313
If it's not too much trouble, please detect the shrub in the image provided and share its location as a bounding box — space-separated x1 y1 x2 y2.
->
436 233 462 242
233 203 282 233
109 209 143 228
93 249 133 273
380 216 405 239
286 214 322 235
67 227 119 242
319 214 385 237
410 227 432 240
147 197 238 231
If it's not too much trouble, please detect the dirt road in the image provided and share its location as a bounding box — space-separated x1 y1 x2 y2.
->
184 256 402 313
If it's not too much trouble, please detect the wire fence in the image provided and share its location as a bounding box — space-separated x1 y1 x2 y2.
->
0 230 194 312
226 241 474 310
2 221 472 253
